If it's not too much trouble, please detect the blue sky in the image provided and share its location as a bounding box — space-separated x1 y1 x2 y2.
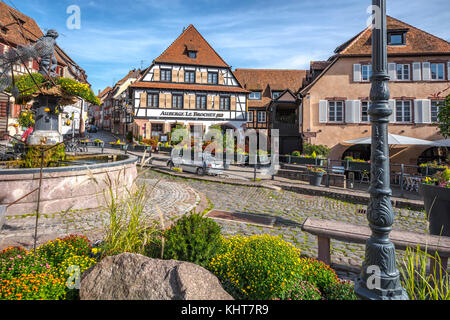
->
7 0 450 93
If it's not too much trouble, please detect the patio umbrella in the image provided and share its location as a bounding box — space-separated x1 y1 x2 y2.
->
430 139 450 147
344 134 434 146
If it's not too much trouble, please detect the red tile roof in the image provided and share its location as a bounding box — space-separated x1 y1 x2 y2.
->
310 61 330 70
129 82 249 94
338 16 450 56
234 69 306 108
98 87 112 99
234 69 307 93
154 25 230 68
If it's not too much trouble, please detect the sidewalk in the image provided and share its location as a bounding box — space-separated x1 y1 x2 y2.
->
148 164 424 211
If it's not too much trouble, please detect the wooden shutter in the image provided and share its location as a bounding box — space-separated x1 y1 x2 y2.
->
422 99 431 124
172 70 178 83
184 95 189 109
414 100 423 123
345 100 354 123
230 96 236 111
448 62 450 81
207 95 213 110
214 95 220 109
353 64 361 82
345 100 361 123
159 93 164 108
189 95 196 109
165 93 172 109
153 68 160 81
195 72 201 83
140 92 147 108
353 100 361 123
201 72 208 84
388 99 396 123
388 63 397 81
412 62 421 81
422 62 431 81
179 69 185 83
219 72 224 85
319 100 328 123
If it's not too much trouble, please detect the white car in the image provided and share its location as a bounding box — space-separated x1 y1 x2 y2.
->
167 148 224 176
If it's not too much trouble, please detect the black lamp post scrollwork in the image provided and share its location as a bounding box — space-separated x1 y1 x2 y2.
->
354 0 408 300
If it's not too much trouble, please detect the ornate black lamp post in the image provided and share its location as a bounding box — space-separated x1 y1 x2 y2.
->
354 0 408 300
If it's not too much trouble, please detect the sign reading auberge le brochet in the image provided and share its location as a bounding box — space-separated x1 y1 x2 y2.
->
160 111 225 119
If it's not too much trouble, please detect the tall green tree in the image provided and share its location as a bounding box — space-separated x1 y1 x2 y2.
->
437 94 450 139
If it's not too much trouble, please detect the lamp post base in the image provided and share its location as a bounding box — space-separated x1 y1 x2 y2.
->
355 278 409 300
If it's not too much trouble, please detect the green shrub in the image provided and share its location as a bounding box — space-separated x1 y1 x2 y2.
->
209 235 304 300
322 280 358 300
126 131 133 142
163 213 222 268
277 280 323 300
297 257 339 293
292 151 301 157
303 143 330 158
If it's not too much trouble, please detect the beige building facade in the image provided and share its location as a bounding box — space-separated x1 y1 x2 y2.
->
301 16 450 165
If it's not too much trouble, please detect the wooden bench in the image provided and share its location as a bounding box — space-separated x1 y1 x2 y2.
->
302 217 450 272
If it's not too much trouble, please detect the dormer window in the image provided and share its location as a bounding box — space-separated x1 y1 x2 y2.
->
188 51 197 59
249 92 261 100
388 31 406 45
272 91 283 99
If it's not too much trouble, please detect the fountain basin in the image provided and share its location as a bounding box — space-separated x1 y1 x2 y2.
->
0 154 138 216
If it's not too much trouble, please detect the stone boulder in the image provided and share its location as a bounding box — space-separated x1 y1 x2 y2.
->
80 253 233 300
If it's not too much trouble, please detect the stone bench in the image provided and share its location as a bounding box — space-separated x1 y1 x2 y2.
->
302 217 450 272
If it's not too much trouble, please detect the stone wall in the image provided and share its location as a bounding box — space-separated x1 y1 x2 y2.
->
0 156 138 216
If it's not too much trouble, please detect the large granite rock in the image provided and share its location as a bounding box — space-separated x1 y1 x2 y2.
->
80 253 233 300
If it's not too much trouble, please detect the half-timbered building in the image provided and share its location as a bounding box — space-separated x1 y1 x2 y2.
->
129 25 249 141
234 69 307 155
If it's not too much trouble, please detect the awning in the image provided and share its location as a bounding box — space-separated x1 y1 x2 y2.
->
430 139 450 147
344 134 434 146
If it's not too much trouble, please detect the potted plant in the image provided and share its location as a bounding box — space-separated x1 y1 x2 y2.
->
307 166 326 187
94 139 104 147
419 168 450 237
291 151 325 166
109 139 125 149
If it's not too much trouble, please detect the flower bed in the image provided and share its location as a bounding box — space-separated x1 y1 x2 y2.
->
0 235 99 300
208 234 355 300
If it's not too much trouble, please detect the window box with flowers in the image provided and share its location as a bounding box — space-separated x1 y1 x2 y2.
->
419 169 450 237
418 162 448 176
343 157 371 172
307 166 327 187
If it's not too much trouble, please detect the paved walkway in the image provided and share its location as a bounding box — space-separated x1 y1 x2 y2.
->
0 178 200 251
142 169 428 280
